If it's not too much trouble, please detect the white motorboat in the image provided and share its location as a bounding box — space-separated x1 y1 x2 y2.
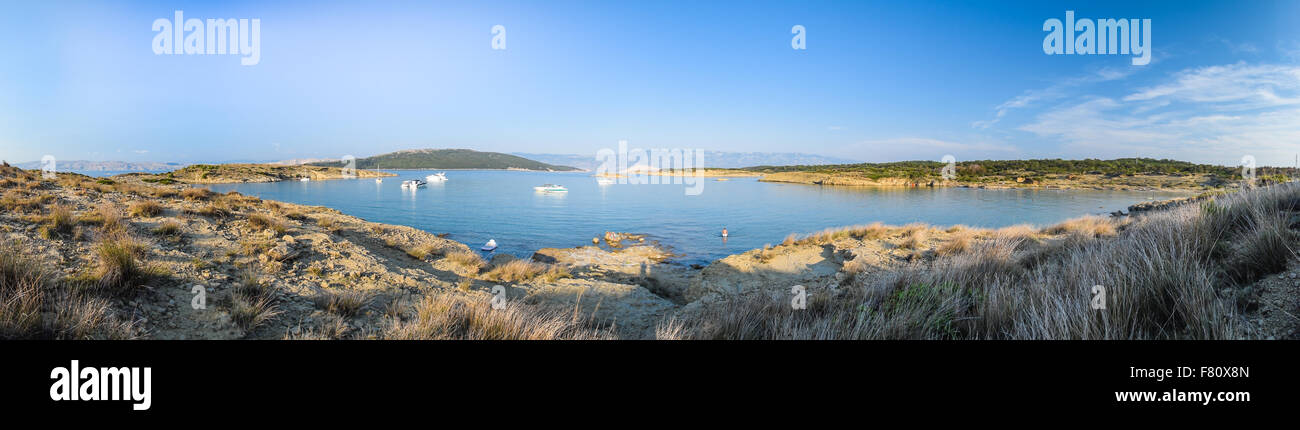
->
481 239 497 251
595 177 615 185
425 172 448 182
533 184 568 192
375 178 383 183
299 177 311 182
401 179 427 188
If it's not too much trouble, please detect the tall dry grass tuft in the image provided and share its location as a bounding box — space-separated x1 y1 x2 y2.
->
483 260 570 283
935 230 974 256
92 235 148 291
39 204 76 240
1042 215 1117 238
899 228 927 250
127 201 163 218
445 250 486 272
314 289 372 317
180 187 214 201
384 292 612 340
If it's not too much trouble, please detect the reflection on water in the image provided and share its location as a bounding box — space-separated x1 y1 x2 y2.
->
204 170 1190 265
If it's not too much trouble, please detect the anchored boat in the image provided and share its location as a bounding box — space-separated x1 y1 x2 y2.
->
530 184 566 192
481 239 497 251
401 179 427 189
425 172 448 182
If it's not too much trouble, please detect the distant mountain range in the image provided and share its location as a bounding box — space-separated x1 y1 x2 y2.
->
513 152 859 171
310 149 580 171
10 160 187 172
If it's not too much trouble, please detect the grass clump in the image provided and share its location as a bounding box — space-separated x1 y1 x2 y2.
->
127 201 163 218
445 251 486 272
180 187 214 201
153 221 182 237
247 213 288 236
483 260 571 283
314 289 372 317
383 293 611 340
38 205 75 240
92 235 149 291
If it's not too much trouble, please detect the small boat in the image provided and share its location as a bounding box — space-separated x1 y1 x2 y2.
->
401 179 427 189
375 178 383 183
481 239 497 251
596 177 615 185
533 184 568 192
299 177 311 182
425 172 448 182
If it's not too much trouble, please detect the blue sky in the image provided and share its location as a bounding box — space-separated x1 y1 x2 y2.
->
1 0 1298 166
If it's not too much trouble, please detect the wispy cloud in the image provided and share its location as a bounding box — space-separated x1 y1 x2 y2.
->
972 67 1138 129
1018 63 1300 165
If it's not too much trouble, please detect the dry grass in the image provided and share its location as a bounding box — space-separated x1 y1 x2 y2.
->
127 201 163 218
152 188 178 199
482 260 571 283
92 235 149 291
314 289 372 317
0 190 50 213
180 187 214 201
935 230 974 256
1042 215 1117 238
228 294 279 332
404 243 443 260
193 202 231 218
247 213 288 236
445 250 486 272
153 221 182 237
316 216 341 233
674 183 1300 339
38 204 75 240
383 292 611 340
898 228 927 250
1 242 136 339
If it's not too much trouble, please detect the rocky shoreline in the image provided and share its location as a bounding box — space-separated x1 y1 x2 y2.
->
2 165 1294 340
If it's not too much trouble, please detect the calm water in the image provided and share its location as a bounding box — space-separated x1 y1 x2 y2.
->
204 170 1189 265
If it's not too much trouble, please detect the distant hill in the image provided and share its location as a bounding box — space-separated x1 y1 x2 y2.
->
11 160 187 172
513 151 859 171
313 149 579 171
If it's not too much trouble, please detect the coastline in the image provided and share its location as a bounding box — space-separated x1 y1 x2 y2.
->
754 171 1234 193
2 164 1294 340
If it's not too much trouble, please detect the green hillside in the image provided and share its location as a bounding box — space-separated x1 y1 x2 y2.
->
316 149 580 171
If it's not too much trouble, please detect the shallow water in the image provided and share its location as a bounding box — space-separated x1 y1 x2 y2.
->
203 170 1189 265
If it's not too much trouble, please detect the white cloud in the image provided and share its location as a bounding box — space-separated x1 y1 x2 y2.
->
1018 63 1300 165
973 67 1139 129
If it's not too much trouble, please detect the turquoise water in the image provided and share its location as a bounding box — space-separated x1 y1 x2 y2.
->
203 170 1189 265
